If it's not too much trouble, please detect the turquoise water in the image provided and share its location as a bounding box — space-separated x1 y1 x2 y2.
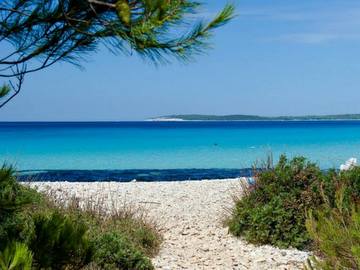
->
1 121 360 171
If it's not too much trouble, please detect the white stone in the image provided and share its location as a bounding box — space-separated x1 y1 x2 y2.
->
27 179 309 270
340 157 357 171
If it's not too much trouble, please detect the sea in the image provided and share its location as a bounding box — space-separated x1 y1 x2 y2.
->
1 121 360 181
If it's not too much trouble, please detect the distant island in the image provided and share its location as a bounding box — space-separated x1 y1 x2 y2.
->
149 114 360 121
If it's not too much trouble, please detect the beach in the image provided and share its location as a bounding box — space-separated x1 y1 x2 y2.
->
29 179 309 270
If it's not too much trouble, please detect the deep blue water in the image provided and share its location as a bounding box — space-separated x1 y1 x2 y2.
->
1 121 360 181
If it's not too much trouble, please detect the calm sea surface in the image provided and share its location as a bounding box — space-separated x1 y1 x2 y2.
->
1 121 360 181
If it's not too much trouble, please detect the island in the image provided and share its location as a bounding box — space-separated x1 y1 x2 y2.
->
149 114 360 121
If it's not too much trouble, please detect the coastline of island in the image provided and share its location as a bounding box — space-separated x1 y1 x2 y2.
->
148 114 360 121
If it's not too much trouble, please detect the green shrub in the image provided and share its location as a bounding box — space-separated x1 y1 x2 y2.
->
65 198 161 258
0 165 160 269
91 232 154 270
0 242 33 270
306 206 360 269
0 166 41 214
331 167 360 207
305 178 360 269
228 155 323 249
98 214 160 257
30 210 92 269
0 166 42 245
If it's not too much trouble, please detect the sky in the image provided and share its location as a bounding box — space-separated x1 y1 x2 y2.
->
1 0 360 121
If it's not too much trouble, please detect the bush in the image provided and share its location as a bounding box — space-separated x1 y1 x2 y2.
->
305 175 360 269
91 232 154 270
30 210 92 269
94 211 161 258
0 165 161 269
62 197 161 258
0 166 42 245
228 155 324 249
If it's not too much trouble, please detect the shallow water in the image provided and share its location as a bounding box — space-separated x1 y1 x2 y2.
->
1 121 360 180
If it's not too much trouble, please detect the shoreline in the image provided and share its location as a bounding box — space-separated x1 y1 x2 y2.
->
29 179 309 269
3 119 360 123
17 169 255 182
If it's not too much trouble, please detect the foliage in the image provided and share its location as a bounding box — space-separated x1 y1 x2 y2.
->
0 166 41 245
30 210 93 269
228 155 323 249
0 0 234 108
89 209 160 257
0 85 10 99
91 232 153 270
0 242 33 270
334 167 360 206
305 174 360 270
57 195 161 258
0 165 41 214
0 165 161 269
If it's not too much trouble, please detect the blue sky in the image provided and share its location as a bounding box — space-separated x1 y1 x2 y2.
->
1 0 360 121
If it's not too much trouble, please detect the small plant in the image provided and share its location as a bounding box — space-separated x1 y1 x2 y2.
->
0 165 161 269
0 242 33 270
30 210 92 269
54 194 161 258
305 182 360 269
91 232 154 270
96 209 161 258
0 165 41 245
227 155 323 249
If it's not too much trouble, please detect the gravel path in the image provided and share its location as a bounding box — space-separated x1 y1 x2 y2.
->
30 179 309 270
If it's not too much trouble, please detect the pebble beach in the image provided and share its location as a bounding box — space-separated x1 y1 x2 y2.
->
30 179 309 270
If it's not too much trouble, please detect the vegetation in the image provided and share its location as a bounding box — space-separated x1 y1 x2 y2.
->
305 169 360 270
0 0 234 108
30 211 93 269
154 114 360 121
0 166 42 245
228 155 360 268
0 166 161 270
91 232 153 270
0 242 33 270
227 155 323 249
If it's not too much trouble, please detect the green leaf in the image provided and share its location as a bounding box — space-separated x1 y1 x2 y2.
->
0 242 33 270
0 84 10 99
116 0 131 25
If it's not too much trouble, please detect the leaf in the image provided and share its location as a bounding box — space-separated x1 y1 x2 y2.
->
0 242 33 270
0 84 10 99
116 0 131 25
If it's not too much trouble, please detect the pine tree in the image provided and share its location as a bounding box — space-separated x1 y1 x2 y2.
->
0 0 234 108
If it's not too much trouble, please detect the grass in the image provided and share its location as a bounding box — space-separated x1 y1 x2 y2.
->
0 166 162 269
43 189 162 258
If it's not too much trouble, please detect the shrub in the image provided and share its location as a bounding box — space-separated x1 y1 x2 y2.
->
30 210 92 269
332 167 360 206
95 211 161 258
0 166 41 214
0 242 33 270
305 176 360 269
60 196 161 258
0 166 43 246
62 198 160 269
228 155 323 249
91 232 154 270
0 165 161 269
